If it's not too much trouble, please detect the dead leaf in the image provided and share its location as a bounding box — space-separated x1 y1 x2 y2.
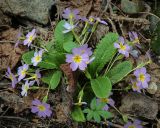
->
0 28 18 41
60 63 77 93
0 90 32 113
0 43 26 71
0 28 26 71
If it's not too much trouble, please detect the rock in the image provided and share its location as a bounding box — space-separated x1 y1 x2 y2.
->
0 10 11 25
148 62 160 97
0 0 55 25
121 0 145 14
147 82 158 95
119 92 158 120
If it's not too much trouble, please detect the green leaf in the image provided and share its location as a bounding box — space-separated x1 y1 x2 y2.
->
106 61 132 84
93 112 101 123
98 110 113 119
37 54 57 69
90 98 97 110
71 106 86 122
22 51 34 64
91 76 112 98
42 72 53 85
86 110 94 121
63 41 79 52
83 109 91 113
122 114 128 123
45 39 54 51
22 51 64 69
42 71 62 90
89 32 118 77
152 22 160 55
50 71 62 90
54 20 73 52
42 95 48 103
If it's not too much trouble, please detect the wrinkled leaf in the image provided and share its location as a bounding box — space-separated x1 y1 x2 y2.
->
90 98 97 110
89 32 118 77
93 112 101 123
98 111 113 119
106 61 132 84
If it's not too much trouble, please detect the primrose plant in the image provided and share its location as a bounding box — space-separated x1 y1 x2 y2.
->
5 8 150 126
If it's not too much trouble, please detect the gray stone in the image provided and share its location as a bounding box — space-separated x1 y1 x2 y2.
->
119 92 158 120
0 0 55 25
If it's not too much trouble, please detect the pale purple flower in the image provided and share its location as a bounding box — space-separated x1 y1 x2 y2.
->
31 50 43 66
17 64 29 82
6 67 17 88
21 80 34 96
80 17 88 23
124 120 143 128
33 69 41 85
130 48 139 58
78 44 92 56
129 31 139 44
63 22 76 33
66 48 89 71
96 18 108 25
134 67 151 88
15 29 22 47
87 56 95 64
131 79 142 93
62 8 80 20
23 29 36 47
31 99 52 118
114 37 130 57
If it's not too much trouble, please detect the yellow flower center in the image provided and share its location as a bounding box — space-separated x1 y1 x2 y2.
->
21 70 26 76
9 74 13 80
25 85 29 91
73 55 82 63
33 74 38 79
38 105 46 111
69 13 74 19
128 125 136 128
35 55 41 62
29 35 33 42
139 74 145 82
133 38 139 44
100 98 109 103
119 43 126 51
89 17 94 22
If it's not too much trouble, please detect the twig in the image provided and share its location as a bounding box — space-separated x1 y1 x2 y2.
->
105 15 150 25
0 116 29 122
139 12 160 22
89 120 123 128
110 2 126 16
103 121 124 128
107 17 117 33
0 40 15 43
103 0 111 13
118 21 125 37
